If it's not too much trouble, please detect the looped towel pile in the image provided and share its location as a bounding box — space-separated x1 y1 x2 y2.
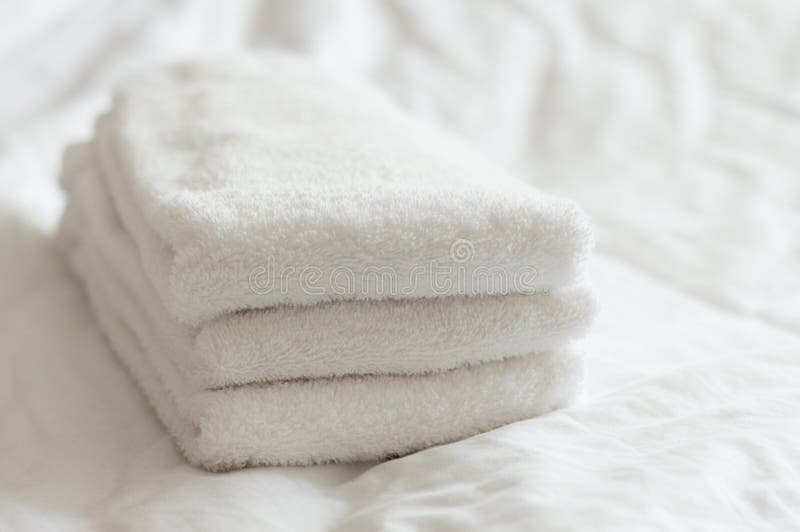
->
58 54 596 471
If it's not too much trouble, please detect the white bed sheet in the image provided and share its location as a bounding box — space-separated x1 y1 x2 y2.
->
2 1 799 530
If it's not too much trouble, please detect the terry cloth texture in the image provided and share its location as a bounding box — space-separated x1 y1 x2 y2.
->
93 53 593 324
60 148 596 388
63 235 584 470
58 53 594 470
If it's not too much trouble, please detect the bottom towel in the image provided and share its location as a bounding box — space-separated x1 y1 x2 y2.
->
66 240 584 470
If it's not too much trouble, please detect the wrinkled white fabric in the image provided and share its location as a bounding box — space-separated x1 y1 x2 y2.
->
2 0 800 530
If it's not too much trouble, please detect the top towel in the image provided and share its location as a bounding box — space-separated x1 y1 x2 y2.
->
92 53 592 324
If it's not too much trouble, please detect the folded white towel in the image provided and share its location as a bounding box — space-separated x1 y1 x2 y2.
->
96 54 593 324
61 149 596 387
64 237 584 470
57 54 595 470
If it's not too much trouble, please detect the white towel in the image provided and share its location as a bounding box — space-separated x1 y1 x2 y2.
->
63 236 584 470
61 149 596 387
95 53 593 324
57 54 594 469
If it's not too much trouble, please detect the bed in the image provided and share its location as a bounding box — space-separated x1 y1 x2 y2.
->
2 1 799 530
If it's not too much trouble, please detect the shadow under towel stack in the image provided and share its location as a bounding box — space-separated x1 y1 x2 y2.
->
58 54 596 471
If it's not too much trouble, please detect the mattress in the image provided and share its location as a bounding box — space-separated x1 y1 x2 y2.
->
1 1 799 530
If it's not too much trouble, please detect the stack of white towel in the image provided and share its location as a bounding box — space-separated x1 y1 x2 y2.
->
59 54 596 471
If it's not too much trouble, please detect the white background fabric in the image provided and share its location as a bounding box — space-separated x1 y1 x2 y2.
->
1 1 799 530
